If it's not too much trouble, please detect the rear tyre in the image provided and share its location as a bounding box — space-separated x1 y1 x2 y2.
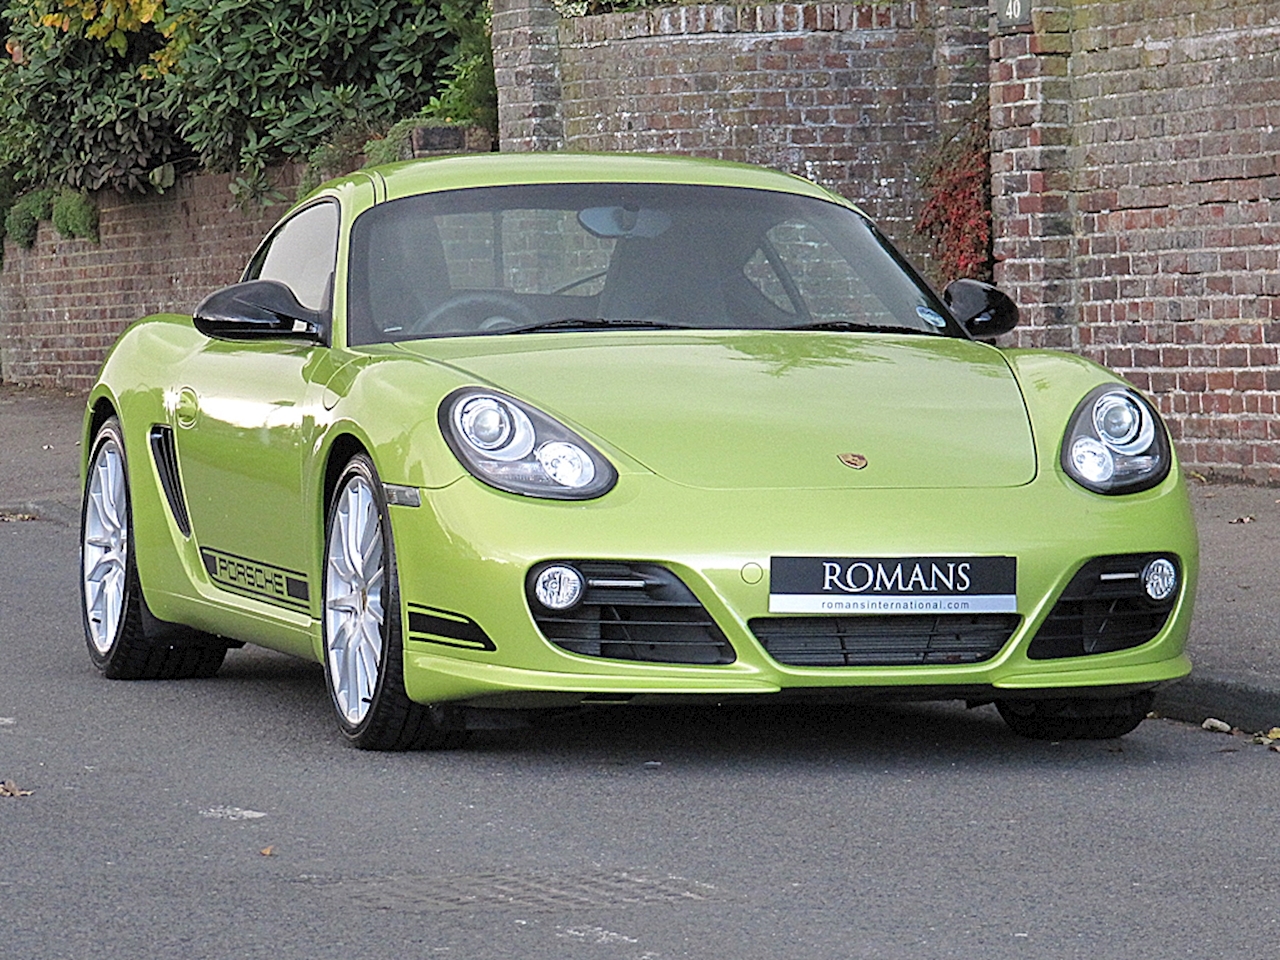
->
322 452 468 751
995 691 1155 740
81 416 228 680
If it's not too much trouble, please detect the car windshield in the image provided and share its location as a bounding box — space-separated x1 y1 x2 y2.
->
346 182 955 344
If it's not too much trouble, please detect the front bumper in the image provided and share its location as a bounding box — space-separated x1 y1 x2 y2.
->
388 471 1197 708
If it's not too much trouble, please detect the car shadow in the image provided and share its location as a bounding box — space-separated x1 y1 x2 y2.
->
202 645 1183 770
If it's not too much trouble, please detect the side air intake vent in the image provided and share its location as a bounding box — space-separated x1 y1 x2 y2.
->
1028 554 1179 659
528 562 734 665
149 425 191 537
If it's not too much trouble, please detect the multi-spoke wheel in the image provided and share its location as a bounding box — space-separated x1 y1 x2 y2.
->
81 416 227 680
322 452 467 750
83 420 132 661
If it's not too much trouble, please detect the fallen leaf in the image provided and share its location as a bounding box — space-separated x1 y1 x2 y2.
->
1266 728 1280 741
1228 516 1255 524
1187 471 1208 483
259 846 275 856
1202 718 1233 733
0 780 33 797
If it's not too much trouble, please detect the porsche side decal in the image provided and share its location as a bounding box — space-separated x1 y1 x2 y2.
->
200 547 310 613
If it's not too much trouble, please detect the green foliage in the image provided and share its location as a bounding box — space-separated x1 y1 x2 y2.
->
422 0 496 133
4 187 53 248
298 1 497 200
162 0 477 203
0 0 489 204
52 188 99 241
296 121 382 198
0 2 186 194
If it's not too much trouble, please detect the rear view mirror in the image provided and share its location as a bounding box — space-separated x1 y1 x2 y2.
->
578 206 672 239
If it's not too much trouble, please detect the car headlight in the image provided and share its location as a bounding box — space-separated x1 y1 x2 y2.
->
1061 385 1171 494
440 388 617 499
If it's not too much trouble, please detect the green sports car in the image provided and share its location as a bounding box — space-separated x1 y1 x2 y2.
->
80 153 1197 749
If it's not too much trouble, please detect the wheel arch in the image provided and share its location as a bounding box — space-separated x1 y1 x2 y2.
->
84 394 119 468
322 432 372 523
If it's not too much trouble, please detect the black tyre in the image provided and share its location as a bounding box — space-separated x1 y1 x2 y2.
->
995 691 1155 740
321 452 468 750
81 416 228 680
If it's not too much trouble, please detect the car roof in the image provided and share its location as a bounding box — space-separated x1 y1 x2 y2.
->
361 151 857 209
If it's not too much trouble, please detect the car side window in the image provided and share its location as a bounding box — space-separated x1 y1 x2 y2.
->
245 201 340 312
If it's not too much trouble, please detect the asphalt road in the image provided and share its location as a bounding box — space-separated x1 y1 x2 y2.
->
3 518 1278 960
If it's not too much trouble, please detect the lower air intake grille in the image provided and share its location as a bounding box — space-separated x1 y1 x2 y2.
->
529 562 734 665
1028 554 1178 660
749 614 1020 667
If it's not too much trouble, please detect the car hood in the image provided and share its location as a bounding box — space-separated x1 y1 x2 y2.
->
398 332 1037 490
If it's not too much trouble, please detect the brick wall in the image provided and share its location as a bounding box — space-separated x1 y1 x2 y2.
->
6 1 1280 477
0 170 296 389
495 0 987 271
992 0 1280 481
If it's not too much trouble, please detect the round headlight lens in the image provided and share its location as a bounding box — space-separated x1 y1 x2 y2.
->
536 441 596 488
534 564 584 610
1093 393 1154 455
456 395 535 461
1070 436 1114 484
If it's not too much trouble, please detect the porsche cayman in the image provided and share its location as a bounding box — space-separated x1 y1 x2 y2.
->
80 153 1197 748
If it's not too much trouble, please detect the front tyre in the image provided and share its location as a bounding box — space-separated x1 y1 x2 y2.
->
995 691 1155 740
322 453 467 751
81 416 227 680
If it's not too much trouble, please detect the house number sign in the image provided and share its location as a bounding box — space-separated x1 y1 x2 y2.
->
997 0 1032 27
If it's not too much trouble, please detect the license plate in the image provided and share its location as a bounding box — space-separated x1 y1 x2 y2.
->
769 556 1017 615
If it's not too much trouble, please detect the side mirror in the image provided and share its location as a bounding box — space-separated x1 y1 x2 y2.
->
943 278 1019 340
193 279 327 343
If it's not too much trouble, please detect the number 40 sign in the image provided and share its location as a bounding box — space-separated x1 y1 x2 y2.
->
997 0 1032 27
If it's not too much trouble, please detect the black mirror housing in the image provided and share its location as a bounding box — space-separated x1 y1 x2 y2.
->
193 280 327 343
943 278 1019 340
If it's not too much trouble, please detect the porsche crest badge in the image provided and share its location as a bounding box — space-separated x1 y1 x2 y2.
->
838 453 868 470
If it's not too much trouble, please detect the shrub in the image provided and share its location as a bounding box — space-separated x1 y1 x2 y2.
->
4 188 53 248
52 188 99 241
0 1 185 194
0 0 487 201
163 0 478 201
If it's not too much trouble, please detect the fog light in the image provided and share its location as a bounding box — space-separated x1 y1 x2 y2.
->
1142 558 1178 601
534 564 584 610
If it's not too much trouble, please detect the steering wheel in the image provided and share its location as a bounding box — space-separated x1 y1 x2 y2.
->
410 292 534 335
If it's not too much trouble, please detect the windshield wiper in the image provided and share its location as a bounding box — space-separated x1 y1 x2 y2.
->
784 320 929 335
505 317 694 334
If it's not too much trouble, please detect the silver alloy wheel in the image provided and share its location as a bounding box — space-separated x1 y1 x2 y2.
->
324 474 386 726
83 436 129 654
